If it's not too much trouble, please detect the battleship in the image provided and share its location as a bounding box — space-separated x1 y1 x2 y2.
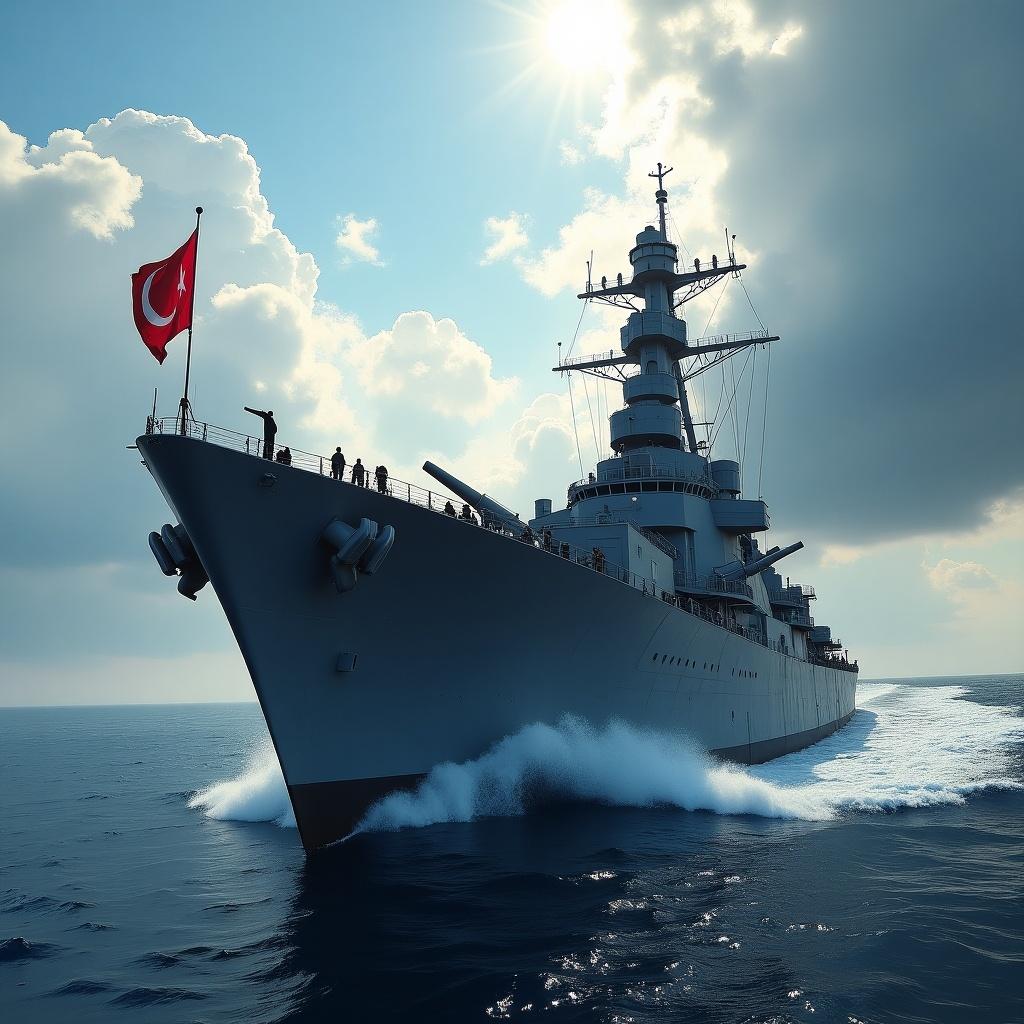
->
137 166 858 852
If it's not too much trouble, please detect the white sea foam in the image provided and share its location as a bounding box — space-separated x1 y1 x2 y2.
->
751 683 1024 813
188 743 296 828
187 683 1023 833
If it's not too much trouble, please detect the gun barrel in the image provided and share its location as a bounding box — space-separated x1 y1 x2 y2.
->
742 540 804 578
422 461 520 527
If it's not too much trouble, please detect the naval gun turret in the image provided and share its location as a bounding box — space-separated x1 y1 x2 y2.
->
715 540 804 582
422 461 521 531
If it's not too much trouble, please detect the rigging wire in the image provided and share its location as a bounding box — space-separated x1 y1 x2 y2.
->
560 294 592 479
564 296 590 361
757 340 771 498
567 375 586 480
728 358 741 463
667 208 692 262
740 342 757 490
708 345 754 454
581 372 601 462
736 265 773 498
696 276 730 446
739 277 767 332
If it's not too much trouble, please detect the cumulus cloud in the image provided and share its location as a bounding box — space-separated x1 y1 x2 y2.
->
926 558 997 593
0 119 141 236
347 310 517 422
481 211 529 265
335 212 384 266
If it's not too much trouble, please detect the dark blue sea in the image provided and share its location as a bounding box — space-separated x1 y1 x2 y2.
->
2 675 1022 1023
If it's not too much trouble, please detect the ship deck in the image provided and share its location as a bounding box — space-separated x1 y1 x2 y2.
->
143 417 858 675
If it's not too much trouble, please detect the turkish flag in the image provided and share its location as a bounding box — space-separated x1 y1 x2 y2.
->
131 229 198 363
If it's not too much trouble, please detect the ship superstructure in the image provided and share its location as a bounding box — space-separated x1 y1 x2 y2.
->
137 167 857 852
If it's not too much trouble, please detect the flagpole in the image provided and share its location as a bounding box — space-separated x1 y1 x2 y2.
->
178 206 203 436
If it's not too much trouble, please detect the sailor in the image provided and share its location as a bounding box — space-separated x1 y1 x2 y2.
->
243 406 277 459
592 546 605 573
542 528 553 552
375 465 389 494
559 541 570 559
712 254 718 269
331 447 346 480
588 472 596 483
694 257 700 273
275 446 292 465
352 459 366 487
444 500 457 516
521 525 535 545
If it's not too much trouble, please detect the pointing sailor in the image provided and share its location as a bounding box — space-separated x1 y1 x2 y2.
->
243 406 277 460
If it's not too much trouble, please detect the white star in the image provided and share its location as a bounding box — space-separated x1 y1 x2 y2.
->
178 266 186 295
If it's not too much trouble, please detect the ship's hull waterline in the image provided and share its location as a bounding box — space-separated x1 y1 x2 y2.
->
140 434 857 852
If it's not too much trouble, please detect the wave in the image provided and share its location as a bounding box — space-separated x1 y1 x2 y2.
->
110 986 207 1007
188 683 1023 834
361 717 829 831
49 979 114 996
0 936 60 961
752 684 1024 812
188 744 296 827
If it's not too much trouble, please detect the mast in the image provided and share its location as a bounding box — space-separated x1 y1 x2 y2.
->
554 164 778 460
648 162 673 240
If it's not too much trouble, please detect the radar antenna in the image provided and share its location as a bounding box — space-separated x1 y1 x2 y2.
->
648 162 674 239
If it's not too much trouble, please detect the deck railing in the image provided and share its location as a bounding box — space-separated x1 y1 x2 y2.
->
146 416 853 668
674 571 754 601
568 462 717 493
147 417 663 603
567 515 679 558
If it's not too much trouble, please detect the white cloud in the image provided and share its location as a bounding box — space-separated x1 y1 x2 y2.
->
481 211 529 265
335 212 384 266
346 309 518 425
559 140 584 166
661 2 804 60
926 558 997 593
0 119 141 236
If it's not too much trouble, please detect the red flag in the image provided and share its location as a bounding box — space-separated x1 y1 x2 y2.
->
131 230 198 364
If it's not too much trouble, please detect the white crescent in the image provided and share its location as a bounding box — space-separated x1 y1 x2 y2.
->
141 264 178 327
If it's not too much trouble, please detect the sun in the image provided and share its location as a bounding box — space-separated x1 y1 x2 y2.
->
543 0 631 76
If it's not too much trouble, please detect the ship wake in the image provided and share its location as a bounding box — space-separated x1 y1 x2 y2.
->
187 683 1023 834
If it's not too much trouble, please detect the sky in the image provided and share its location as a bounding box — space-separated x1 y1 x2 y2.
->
0 0 1021 705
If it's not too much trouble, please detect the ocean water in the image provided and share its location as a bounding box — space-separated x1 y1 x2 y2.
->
1 676 1022 1023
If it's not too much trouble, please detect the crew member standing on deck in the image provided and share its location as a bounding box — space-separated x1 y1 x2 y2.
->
331 447 346 480
352 458 366 487
243 407 277 459
375 464 389 494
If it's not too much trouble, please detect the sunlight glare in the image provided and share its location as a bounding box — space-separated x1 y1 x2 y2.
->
544 0 630 76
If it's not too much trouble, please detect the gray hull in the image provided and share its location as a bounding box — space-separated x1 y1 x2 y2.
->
139 434 857 851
